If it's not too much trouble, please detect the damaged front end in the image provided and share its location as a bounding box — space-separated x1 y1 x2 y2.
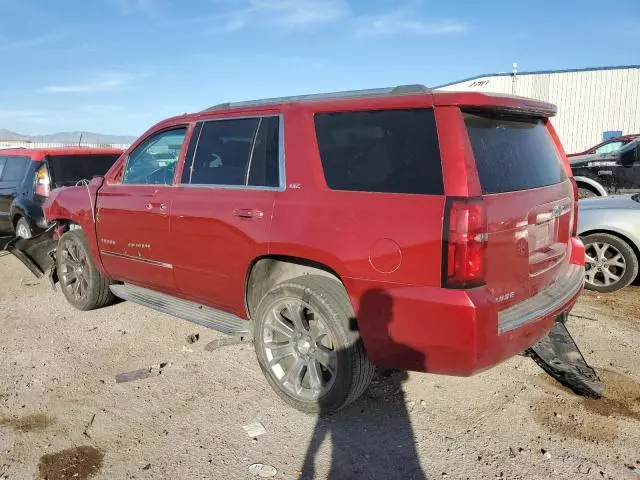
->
2 223 60 287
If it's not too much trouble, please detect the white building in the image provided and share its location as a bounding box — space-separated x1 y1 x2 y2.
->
436 65 640 154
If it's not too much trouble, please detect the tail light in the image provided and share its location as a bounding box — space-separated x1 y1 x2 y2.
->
442 198 488 289
569 177 579 236
35 165 50 197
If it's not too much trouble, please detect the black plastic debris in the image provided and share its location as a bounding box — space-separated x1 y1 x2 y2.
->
526 321 604 398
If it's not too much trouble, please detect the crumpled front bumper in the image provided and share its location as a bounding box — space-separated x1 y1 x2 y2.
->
2 224 58 281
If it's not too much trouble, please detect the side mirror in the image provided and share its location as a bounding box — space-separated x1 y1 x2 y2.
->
620 146 639 167
89 176 105 188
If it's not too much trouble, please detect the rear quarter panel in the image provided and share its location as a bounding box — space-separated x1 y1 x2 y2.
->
269 104 445 287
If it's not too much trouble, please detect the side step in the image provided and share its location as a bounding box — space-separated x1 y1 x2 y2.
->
527 320 604 398
110 284 251 336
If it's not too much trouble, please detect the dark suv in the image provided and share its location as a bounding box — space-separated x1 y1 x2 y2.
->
571 138 640 198
8 86 587 413
0 148 122 238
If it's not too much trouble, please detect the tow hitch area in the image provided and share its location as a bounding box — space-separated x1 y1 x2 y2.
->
526 318 604 398
2 226 58 284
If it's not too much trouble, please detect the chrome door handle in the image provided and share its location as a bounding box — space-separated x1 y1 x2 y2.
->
159 203 167 212
145 203 153 210
233 208 264 219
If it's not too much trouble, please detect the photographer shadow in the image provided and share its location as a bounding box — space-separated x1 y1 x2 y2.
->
300 289 427 479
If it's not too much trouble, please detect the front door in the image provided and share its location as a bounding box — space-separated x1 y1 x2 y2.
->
171 115 282 316
0 156 29 232
96 127 188 293
617 143 640 193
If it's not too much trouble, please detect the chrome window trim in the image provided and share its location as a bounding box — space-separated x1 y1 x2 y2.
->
100 250 173 269
497 263 584 334
179 113 286 192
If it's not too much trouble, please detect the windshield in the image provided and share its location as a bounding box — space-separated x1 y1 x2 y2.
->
46 154 121 187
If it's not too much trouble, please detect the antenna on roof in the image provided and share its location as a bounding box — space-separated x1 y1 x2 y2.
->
78 133 83 148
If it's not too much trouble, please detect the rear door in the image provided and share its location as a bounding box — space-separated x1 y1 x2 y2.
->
170 115 281 315
462 110 574 309
96 127 188 292
0 155 29 232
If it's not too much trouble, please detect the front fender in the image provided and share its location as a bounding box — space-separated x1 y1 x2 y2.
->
44 185 109 278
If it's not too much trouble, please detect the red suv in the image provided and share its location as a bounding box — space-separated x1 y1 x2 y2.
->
11 86 585 413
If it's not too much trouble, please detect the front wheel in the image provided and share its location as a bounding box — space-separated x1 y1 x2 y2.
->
253 275 374 414
582 233 638 293
57 230 115 310
15 218 32 239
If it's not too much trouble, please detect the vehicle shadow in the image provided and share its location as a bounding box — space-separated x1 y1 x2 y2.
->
300 289 427 479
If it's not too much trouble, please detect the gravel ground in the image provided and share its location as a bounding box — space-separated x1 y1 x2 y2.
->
1 253 639 480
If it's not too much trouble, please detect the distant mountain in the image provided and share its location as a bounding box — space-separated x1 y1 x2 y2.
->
0 129 136 145
0 128 30 141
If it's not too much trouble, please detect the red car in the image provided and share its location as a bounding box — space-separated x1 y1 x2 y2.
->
9 86 587 413
568 134 639 157
0 148 122 238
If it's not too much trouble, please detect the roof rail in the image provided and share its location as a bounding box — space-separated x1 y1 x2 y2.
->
202 84 431 112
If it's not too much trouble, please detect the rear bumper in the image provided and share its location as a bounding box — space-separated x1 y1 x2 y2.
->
345 239 585 376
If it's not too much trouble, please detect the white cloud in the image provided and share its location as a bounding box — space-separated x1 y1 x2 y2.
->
0 109 49 124
0 33 60 51
42 73 143 94
356 11 466 38
114 0 162 16
249 0 348 27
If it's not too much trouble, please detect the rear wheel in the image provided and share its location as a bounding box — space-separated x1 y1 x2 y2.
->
15 218 32 239
582 233 638 293
57 230 115 310
578 187 598 199
253 275 374 414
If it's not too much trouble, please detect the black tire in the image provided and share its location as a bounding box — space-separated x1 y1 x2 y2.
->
253 275 374 415
56 230 115 310
578 187 598 199
582 232 639 293
15 217 33 239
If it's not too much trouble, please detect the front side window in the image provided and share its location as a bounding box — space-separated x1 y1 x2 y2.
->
595 141 624 155
182 116 280 188
123 127 187 185
0 156 29 182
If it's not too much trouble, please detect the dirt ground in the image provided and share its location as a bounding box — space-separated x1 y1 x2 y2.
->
1 253 639 480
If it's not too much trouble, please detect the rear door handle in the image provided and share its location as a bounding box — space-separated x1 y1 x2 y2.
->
233 208 264 219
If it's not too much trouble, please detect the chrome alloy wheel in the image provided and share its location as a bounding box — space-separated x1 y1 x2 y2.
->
59 237 91 301
585 242 626 288
261 300 338 401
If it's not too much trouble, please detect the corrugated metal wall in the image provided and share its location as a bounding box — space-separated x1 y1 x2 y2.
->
438 67 640 153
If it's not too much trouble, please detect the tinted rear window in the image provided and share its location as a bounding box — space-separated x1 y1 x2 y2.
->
464 111 567 194
47 154 120 187
314 109 444 195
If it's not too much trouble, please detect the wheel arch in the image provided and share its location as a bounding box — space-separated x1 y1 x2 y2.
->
580 228 640 262
574 176 608 196
245 255 346 320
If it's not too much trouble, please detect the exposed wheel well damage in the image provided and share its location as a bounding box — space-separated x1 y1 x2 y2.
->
245 256 345 320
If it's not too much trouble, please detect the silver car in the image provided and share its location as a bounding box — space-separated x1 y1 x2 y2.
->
578 194 640 292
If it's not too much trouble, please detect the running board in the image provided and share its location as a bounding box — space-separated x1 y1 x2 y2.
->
526 320 604 398
110 284 251 336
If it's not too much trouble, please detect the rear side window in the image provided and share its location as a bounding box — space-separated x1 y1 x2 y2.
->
183 116 280 188
464 111 567 194
314 109 443 195
47 154 121 187
0 156 29 182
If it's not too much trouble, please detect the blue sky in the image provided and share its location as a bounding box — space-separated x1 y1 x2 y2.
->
0 0 638 136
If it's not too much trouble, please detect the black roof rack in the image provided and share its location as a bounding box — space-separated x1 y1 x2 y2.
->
202 84 431 112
